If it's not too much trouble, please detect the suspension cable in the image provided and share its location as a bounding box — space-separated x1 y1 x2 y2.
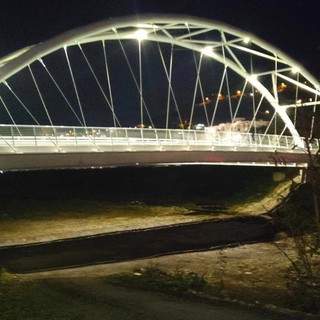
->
221 43 233 121
230 80 248 128
310 91 319 138
187 24 209 128
28 65 53 126
138 39 143 126
64 46 87 127
78 44 121 127
0 96 21 135
210 67 227 126
245 94 265 141
294 72 300 126
250 41 257 136
197 73 210 127
4 81 40 125
102 40 117 127
275 124 288 146
189 54 203 128
115 35 154 128
165 44 173 129
154 32 183 128
38 58 83 126
262 111 277 138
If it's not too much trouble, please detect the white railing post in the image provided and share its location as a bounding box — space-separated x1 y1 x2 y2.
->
11 126 15 149
125 128 129 146
52 127 57 148
33 126 37 148
73 127 77 148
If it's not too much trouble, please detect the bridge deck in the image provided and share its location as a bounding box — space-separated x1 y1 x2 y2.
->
0 125 315 171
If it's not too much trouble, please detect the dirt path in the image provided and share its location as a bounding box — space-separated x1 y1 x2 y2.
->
38 278 281 320
22 239 296 308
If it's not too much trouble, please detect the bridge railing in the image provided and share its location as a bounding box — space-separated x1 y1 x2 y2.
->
0 124 309 153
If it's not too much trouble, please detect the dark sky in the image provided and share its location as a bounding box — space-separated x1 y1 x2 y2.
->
0 0 320 79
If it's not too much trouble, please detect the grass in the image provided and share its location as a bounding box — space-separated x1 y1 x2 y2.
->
0 267 216 320
0 269 131 320
0 269 76 320
107 266 215 297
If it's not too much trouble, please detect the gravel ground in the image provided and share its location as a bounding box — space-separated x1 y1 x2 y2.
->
4 176 317 316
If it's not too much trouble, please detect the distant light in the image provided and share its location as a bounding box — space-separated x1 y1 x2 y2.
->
309 98 313 102
292 67 300 74
243 37 250 44
296 99 302 104
131 29 148 41
250 92 254 97
265 110 270 114
278 82 287 92
236 90 241 95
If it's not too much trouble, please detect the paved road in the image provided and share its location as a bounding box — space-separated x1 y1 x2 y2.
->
0 216 275 273
47 278 283 320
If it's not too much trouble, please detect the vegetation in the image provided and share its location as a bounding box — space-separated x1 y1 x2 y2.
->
107 266 214 297
274 182 320 313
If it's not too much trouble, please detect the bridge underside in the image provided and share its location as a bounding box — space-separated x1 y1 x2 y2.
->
0 150 308 171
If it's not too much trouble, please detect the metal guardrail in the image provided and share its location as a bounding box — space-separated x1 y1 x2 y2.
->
0 124 315 153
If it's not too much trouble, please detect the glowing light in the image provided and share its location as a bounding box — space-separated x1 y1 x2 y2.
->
278 82 287 92
131 29 148 41
202 46 216 57
236 90 241 96
243 37 250 44
135 23 154 29
248 74 257 82
292 67 300 74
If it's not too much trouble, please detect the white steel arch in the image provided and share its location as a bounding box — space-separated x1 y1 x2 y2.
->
0 14 319 148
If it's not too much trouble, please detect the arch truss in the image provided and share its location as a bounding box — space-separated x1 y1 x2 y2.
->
0 14 319 167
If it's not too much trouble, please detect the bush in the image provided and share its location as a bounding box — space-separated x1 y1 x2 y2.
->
274 183 320 313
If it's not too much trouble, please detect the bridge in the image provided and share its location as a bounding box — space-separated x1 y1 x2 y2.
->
0 14 319 171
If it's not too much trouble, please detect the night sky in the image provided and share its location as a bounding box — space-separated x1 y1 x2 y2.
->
1 0 320 78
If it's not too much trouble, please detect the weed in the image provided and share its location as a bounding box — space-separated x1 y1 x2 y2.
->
107 266 214 296
0 268 16 284
273 183 320 313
